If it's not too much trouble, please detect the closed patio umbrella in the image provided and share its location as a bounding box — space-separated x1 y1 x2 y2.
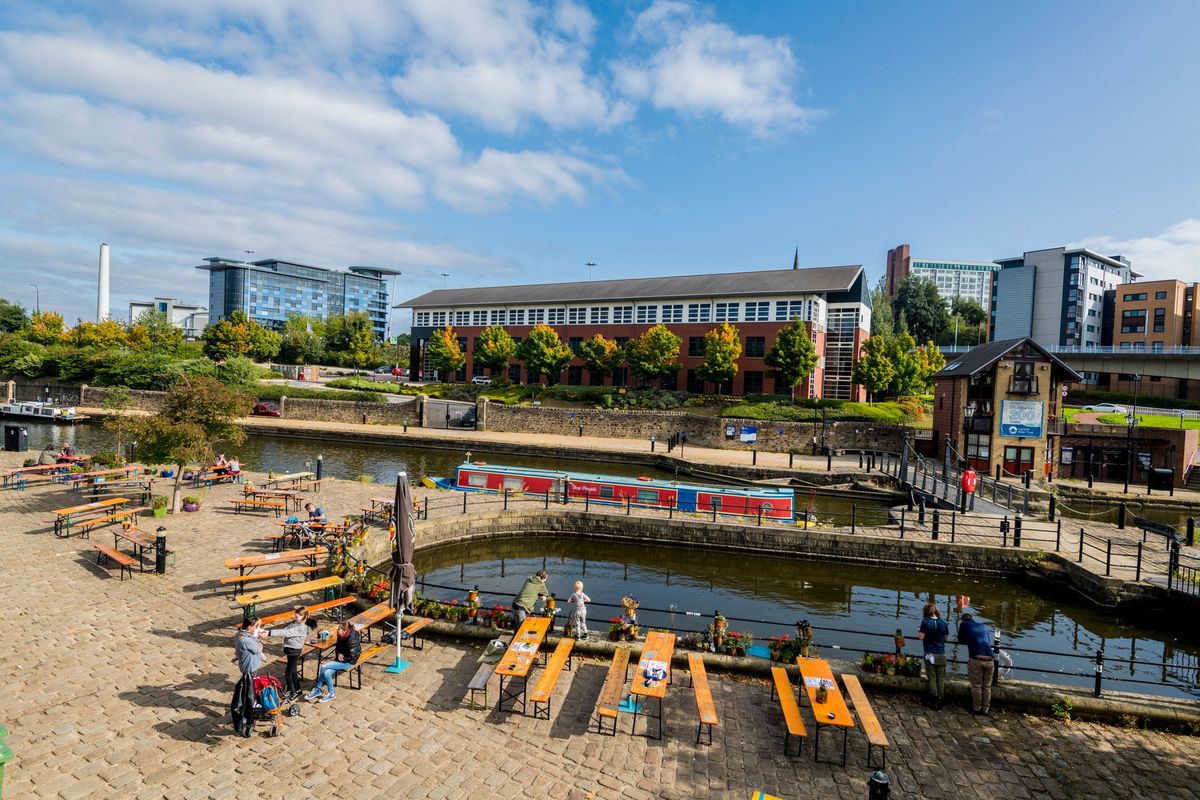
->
387 471 417 674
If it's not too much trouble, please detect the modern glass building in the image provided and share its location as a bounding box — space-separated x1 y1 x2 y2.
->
885 245 998 313
197 257 397 339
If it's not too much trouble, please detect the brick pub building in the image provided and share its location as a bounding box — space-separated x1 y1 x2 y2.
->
400 264 872 399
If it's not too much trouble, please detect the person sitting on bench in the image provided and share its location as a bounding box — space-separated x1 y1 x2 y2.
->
304 502 327 523
213 454 229 475
56 442 76 464
305 620 359 703
227 456 241 479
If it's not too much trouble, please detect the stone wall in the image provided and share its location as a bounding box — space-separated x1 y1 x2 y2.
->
280 396 414 425
79 385 167 413
10 381 84 404
478 401 906 453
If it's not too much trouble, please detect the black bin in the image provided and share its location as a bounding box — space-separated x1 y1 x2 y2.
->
1148 467 1174 491
4 424 28 452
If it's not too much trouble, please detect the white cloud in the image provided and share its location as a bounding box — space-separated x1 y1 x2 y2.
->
434 148 628 211
1072 220 1200 283
614 0 825 137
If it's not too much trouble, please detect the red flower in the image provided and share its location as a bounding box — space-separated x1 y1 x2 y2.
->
450 599 458 605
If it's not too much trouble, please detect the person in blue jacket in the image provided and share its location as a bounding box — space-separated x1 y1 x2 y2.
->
917 602 949 708
957 596 994 714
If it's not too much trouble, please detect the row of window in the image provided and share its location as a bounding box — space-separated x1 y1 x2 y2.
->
1118 341 1167 351
1123 290 1169 301
414 299 823 329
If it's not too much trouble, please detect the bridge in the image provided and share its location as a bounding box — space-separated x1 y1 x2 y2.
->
940 345 1200 382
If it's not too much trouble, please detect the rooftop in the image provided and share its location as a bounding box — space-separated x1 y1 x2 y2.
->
196 257 400 278
398 264 863 308
934 337 1082 381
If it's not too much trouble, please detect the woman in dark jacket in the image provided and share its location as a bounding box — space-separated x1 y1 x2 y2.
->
305 620 360 703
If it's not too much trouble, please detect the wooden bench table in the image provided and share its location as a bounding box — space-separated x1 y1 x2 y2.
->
265 472 315 490
333 644 389 690
595 646 631 735
402 616 435 650
3 464 68 489
840 673 890 768
495 616 551 714
235 575 343 621
93 543 136 580
797 657 854 766
244 488 303 511
49 497 130 537
64 466 140 490
347 602 394 643
687 652 719 745
225 546 327 576
260 595 357 627
113 526 157 571
229 498 286 517
77 507 149 538
770 666 807 756
82 480 154 505
629 631 676 739
529 637 575 720
220 565 323 598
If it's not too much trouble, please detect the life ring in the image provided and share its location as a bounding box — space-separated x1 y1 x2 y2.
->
473 461 487 466
637 476 653 481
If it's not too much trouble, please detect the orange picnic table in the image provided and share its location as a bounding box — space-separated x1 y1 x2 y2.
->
224 546 328 576
49 497 131 537
629 631 676 739
496 616 551 714
2 463 69 488
64 465 139 489
796 657 855 766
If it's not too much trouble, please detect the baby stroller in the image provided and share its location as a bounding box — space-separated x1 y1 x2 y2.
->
254 675 285 737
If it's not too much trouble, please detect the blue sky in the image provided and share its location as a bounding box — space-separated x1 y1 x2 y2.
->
0 1 1197 329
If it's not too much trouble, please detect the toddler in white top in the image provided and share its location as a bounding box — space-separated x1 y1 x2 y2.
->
567 581 591 639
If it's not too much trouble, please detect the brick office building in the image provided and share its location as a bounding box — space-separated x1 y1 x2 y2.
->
1106 278 1200 400
399 265 872 399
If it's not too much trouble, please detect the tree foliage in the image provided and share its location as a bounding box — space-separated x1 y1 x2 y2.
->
27 311 65 345
696 322 741 389
278 315 326 365
577 333 623 380
851 336 896 401
0 299 29 333
892 277 950 344
474 325 516 374
427 324 466 378
129 309 185 354
869 275 894 337
517 324 572 384
764 317 819 395
343 313 377 373
852 332 946 400
625 324 681 385
65 319 128 349
200 311 281 361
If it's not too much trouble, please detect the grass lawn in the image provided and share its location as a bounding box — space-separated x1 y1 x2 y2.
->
1096 413 1200 430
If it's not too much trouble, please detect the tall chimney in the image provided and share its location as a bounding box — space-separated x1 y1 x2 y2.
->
97 243 110 322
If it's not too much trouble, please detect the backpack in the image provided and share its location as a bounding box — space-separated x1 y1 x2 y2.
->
258 684 281 713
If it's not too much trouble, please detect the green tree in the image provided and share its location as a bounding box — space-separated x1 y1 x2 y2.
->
869 275 894 337
65 319 129 349
279 315 326 365
27 311 65 345
343 314 376 373
625 323 681 386
0 299 29 333
474 325 517 377
951 297 987 328
893 277 950 344
517 324 572 385
427 324 466 380
764 317 819 398
200 319 250 361
129 309 185 354
577 333 623 382
695 322 741 390
127 375 251 512
101 386 135 458
851 336 897 401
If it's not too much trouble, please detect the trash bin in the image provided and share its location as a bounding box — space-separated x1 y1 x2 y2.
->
3 425 27 453
0 722 12 799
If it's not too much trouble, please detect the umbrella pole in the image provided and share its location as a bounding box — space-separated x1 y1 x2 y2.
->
387 607 410 673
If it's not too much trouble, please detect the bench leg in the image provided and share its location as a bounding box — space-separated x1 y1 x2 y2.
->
467 686 488 711
532 699 549 721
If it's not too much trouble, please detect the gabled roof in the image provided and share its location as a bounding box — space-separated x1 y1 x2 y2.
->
934 337 1082 381
397 265 864 308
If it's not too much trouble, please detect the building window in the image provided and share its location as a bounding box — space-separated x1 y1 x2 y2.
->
745 301 770 321
548 308 565 325
966 433 990 461
612 366 628 387
1123 292 1148 301
775 300 806 321
688 303 711 323
415 312 431 326
715 302 739 322
472 310 486 325
510 309 525 325
743 371 764 394
686 369 703 393
662 304 683 323
613 306 633 324
636 305 657 324
1010 362 1037 394
568 336 583 353
590 307 610 324
529 308 545 324
745 336 765 358
1155 290 1167 299
567 365 583 385
568 307 586 325
1152 341 1164 352
687 337 704 357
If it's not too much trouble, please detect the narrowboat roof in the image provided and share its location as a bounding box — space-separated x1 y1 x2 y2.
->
457 462 793 497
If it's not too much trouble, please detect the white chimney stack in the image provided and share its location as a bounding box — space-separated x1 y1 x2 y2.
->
97 243 110 322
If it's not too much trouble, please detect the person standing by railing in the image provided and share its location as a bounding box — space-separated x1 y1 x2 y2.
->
917 602 948 709
512 570 549 627
957 596 994 715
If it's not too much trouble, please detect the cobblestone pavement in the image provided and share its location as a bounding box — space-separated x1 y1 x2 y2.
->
2 454 1198 800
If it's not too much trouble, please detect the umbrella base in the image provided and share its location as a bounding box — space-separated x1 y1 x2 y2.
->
386 659 412 674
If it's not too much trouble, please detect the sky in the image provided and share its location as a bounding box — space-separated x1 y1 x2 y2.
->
0 1 1198 331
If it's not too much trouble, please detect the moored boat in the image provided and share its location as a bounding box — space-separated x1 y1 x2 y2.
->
0 400 89 422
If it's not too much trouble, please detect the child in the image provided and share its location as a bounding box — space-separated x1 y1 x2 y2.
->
567 581 591 640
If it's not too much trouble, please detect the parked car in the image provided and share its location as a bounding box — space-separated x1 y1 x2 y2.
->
252 402 282 417
472 376 492 386
460 407 477 427
391 367 410 376
1082 403 1128 414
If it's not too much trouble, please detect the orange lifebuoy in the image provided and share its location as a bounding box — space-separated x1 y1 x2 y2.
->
637 476 653 481
473 461 487 466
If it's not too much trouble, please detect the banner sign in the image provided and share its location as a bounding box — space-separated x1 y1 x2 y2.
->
999 400 1044 438
739 426 758 443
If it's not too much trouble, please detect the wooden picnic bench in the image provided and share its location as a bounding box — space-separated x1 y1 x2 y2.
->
229 498 286 517
194 469 243 488
466 635 510 711
840 673 890 768
265 472 315 490
259 595 357 627
112 526 159 572
529 637 575 720
595 646 631 736
218 565 323 598
49 497 131 537
93 544 136 581
77 507 149 538
770 666 807 756
224 546 327 576
796 657 854 766
333 644 389 690
3 464 68 489
403 617 434 650
687 652 719 745
243 488 303 511
235 575 343 621
347 602 394 643
82 480 154 505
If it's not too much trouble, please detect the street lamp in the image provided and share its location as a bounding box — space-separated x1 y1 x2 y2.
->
1123 374 1142 493
440 272 449 288
27 284 40 315
586 261 596 281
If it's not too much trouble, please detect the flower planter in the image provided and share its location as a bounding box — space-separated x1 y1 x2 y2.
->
182 503 199 513
152 507 168 519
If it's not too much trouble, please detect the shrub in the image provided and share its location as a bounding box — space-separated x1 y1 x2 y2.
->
90 450 122 468
722 400 910 424
326 377 395 394
1050 697 1073 722
251 385 386 403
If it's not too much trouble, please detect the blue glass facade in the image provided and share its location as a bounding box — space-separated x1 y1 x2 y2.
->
199 258 393 339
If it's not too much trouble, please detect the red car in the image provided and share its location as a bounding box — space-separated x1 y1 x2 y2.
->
252 402 281 417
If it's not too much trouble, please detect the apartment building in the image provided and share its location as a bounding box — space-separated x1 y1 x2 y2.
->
1107 279 1199 398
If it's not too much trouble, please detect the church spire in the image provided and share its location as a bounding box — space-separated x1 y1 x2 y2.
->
792 246 799 270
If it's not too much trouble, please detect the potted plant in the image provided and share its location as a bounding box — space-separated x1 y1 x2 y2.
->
466 586 481 623
151 495 169 519
181 495 200 512
815 683 829 705
620 595 640 640
711 611 728 652
795 620 814 658
607 618 625 641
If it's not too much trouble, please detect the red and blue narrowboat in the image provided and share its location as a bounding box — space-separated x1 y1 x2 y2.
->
436 462 796 522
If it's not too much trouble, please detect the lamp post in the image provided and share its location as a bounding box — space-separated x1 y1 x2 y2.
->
1123 374 1142 493
586 261 596 281
27 284 39 315
440 272 449 288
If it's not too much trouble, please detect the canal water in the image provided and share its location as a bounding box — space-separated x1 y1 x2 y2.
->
415 536 1200 699
13 420 890 520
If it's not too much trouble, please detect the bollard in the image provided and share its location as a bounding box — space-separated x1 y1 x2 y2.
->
1188 517 1195 547
462 492 468 514
1136 541 1143 582
650 436 656 452
859 452 864 469
1118 502 1127 530
1087 472 1093 489
950 511 956 543
423 497 428 520
504 489 509 510
1014 515 1022 548
752 450 757 466
712 505 718 522
578 425 583 437
585 495 590 512
995 464 1002 481
1023 470 1032 489
1048 495 1056 522
316 454 324 481
931 510 940 541
1078 528 1085 562
1001 516 1008 547
1105 538 1112 576
1094 649 1105 697
868 770 890 800
155 525 168 575
1056 519 1062 552
544 491 549 510
757 508 763 526
626 497 631 516
900 509 906 538
992 630 1001 685
668 498 675 519
826 452 832 472
918 499 926 525
851 504 857 534
788 452 794 469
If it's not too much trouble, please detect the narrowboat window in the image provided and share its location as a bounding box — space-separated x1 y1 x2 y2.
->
599 486 614 499
710 497 722 510
467 473 487 488
502 477 523 491
637 489 658 504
